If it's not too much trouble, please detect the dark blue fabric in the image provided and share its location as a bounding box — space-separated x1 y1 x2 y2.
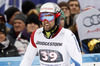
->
22 0 57 5
0 4 5 14
82 42 89 54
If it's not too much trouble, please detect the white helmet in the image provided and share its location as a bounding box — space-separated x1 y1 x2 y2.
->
40 2 61 25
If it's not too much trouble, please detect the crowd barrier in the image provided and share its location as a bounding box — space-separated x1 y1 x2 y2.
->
0 53 100 66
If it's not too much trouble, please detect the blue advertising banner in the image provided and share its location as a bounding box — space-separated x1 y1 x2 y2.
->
0 0 57 14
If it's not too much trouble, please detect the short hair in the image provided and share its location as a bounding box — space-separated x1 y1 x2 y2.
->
67 0 80 9
58 1 70 10
4 6 19 22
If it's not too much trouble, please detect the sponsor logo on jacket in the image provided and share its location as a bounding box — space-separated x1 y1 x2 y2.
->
36 41 62 46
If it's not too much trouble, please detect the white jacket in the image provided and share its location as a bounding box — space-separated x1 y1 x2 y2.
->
20 27 82 66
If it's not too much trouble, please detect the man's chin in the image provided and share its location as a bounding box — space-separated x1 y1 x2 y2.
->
44 28 51 32
44 29 50 32
15 30 21 33
44 27 49 31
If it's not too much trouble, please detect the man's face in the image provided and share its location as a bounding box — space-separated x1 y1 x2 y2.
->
61 6 70 17
13 20 26 32
68 1 80 15
39 12 55 31
42 20 55 31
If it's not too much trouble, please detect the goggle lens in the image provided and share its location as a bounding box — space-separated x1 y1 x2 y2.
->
39 13 55 22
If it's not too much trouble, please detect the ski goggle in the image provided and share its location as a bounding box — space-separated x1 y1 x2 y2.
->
39 13 55 22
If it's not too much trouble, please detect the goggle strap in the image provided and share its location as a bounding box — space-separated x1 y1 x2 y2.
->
55 11 61 18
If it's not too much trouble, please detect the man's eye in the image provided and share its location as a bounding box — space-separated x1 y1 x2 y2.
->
70 4 73 7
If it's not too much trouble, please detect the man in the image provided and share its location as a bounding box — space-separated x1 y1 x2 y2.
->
4 6 20 29
68 0 80 21
68 0 80 15
58 2 73 28
14 13 41 56
7 12 27 44
58 2 70 19
20 2 82 66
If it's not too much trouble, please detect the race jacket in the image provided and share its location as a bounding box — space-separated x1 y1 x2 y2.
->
20 27 82 66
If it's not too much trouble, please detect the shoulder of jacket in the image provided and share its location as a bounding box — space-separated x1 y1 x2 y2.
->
33 27 43 34
62 28 72 33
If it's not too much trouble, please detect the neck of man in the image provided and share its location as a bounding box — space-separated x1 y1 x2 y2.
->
71 14 75 19
43 25 58 39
